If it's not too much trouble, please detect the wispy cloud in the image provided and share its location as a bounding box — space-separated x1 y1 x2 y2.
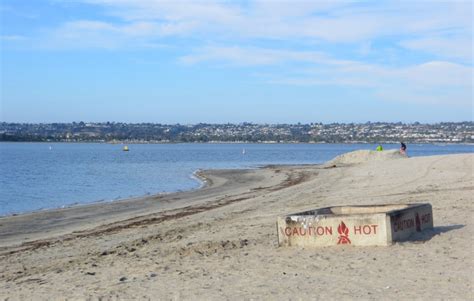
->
40 19 184 49
270 59 472 105
400 35 472 62
179 46 333 66
46 1 472 50
1 35 27 41
4 0 472 107
31 0 472 52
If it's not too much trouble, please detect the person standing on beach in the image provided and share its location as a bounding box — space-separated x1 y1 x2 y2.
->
400 142 407 155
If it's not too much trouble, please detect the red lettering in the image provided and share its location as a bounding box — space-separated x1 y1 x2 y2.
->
316 226 325 235
283 226 335 237
325 226 333 235
363 225 371 234
353 224 378 235
354 225 362 235
371 225 378 234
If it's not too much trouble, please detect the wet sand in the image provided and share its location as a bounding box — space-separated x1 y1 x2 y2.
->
0 168 291 250
0 153 472 300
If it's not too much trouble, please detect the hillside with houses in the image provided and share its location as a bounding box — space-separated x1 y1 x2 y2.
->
1 122 472 143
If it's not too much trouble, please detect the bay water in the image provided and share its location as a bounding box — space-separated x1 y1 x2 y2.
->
1 142 472 216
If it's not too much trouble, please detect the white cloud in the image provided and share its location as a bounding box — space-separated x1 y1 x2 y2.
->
400 61 472 87
32 0 470 76
374 86 471 107
81 0 243 28
22 1 474 106
179 46 331 66
378 62 472 106
400 36 472 62
183 44 472 106
41 19 191 49
263 54 472 105
1 35 27 41
58 0 472 44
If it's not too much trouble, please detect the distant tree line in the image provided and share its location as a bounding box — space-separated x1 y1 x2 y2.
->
0 122 472 143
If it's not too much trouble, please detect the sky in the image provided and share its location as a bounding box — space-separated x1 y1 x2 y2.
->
0 0 472 124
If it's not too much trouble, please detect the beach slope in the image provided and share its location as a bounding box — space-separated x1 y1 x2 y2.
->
0 153 472 300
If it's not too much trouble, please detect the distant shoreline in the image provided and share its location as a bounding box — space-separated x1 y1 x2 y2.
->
1 141 473 145
2 121 472 144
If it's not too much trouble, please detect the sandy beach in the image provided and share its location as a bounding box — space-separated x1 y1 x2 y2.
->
0 152 472 300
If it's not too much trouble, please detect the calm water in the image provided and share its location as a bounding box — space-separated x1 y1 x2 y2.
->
0 143 472 216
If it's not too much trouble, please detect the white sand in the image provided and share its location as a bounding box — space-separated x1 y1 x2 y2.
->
0 152 472 300
328 149 407 165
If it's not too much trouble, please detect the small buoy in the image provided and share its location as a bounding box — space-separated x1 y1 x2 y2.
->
123 145 129 151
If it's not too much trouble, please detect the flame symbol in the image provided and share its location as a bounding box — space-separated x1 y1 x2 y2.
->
337 221 351 244
338 221 349 236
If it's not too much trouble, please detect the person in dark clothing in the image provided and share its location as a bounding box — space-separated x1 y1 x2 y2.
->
400 142 407 155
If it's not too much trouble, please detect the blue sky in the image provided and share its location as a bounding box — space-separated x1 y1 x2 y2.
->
1 0 472 123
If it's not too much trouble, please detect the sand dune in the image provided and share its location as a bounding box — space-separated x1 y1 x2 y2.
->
328 149 407 165
0 153 472 300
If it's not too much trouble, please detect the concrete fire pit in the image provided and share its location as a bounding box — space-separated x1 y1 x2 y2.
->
277 203 433 247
